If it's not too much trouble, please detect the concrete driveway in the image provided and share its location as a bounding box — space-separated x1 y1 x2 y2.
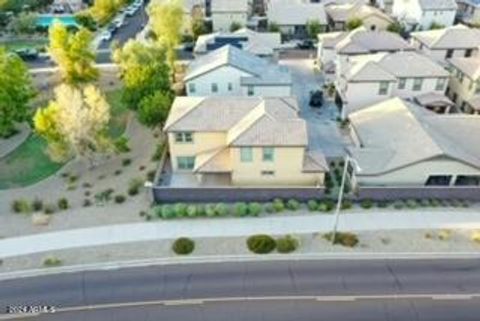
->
280 59 348 159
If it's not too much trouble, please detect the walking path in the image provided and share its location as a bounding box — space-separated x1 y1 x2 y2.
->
1 210 480 259
0 124 30 159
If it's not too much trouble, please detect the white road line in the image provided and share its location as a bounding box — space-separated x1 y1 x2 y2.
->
1 294 479 320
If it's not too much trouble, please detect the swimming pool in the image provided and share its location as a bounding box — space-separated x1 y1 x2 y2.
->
37 15 78 28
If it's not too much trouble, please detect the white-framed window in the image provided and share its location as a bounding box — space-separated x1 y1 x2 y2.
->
398 78 407 90
211 83 218 93
262 147 274 162
240 147 253 162
227 82 233 91
378 81 389 95
188 82 196 94
413 78 423 91
436 78 446 91
174 132 193 143
177 156 195 170
247 85 254 96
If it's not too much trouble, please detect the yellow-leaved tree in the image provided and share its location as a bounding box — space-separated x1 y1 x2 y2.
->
34 84 112 164
148 0 184 69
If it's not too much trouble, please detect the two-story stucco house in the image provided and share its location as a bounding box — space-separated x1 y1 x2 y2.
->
447 56 480 114
348 97 480 187
211 0 250 31
184 45 292 97
336 51 450 117
392 0 457 31
325 1 394 31
163 96 328 186
266 1 328 38
457 0 480 25
194 28 282 57
411 24 480 65
318 27 412 80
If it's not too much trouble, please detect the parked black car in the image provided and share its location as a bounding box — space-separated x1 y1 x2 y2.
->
309 90 324 107
297 39 315 50
14 48 39 61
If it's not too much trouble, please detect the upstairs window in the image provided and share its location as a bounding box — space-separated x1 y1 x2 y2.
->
211 83 218 93
262 147 274 162
175 132 193 143
413 78 423 91
240 147 253 162
378 81 389 95
435 78 446 91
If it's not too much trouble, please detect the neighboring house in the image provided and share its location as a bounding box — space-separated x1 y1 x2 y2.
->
457 0 480 25
266 1 328 38
321 27 412 77
211 0 250 31
164 96 328 186
194 28 282 57
317 31 348 81
336 51 450 117
184 45 292 97
325 1 394 31
392 0 457 31
411 24 480 65
447 56 480 114
348 97 480 187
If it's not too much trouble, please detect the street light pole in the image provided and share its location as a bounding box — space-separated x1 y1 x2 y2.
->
331 156 360 245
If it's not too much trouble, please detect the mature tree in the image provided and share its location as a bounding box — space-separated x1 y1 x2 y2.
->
229 21 242 32
191 5 206 40
0 48 36 138
74 11 97 31
48 23 99 85
137 90 173 127
11 12 37 34
429 22 444 30
90 0 118 25
34 84 111 162
148 0 183 69
387 21 405 34
306 19 323 39
346 18 363 30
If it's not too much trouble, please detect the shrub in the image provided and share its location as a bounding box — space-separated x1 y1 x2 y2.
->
128 178 143 196
122 158 132 167
234 202 248 217
113 136 130 153
151 142 165 161
43 256 62 267
324 232 359 247
161 205 175 219
114 195 126 204
214 203 229 216
146 170 156 182
205 204 216 217
57 198 69 210
307 200 318 211
286 199 300 211
265 202 275 213
196 204 206 216
174 203 188 217
405 199 417 209
360 199 373 209
272 199 285 212
247 235 277 254
430 198 441 207
114 169 122 176
276 235 299 253
83 199 92 207
393 201 404 210
172 237 195 255
248 202 262 217
43 204 56 215
187 205 197 218
341 199 353 210
318 199 335 212
419 199 430 207
32 198 44 212
11 199 31 214
377 200 389 208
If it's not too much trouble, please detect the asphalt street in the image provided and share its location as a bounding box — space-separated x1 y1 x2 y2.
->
1 258 480 320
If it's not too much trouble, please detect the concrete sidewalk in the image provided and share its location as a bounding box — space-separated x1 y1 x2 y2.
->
1 210 480 259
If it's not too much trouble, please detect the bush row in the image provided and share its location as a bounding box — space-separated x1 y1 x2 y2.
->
247 234 300 254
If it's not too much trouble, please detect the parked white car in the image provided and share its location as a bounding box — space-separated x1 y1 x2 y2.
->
100 31 112 42
113 15 125 28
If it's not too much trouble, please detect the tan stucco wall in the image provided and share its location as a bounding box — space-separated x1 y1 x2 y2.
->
230 147 324 186
356 157 480 186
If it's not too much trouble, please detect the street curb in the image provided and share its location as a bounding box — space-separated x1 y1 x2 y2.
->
1 252 480 281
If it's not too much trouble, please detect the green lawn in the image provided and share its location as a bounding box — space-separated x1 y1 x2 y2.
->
0 89 129 190
0 134 64 189
0 38 49 52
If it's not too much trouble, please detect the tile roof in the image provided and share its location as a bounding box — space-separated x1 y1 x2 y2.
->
184 45 291 85
325 1 392 23
302 151 329 173
211 0 248 12
412 24 480 49
348 97 480 175
164 97 308 147
448 56 480 80
194 148 232 173
267 2 327 25
336 27 412 54
418 0 457 10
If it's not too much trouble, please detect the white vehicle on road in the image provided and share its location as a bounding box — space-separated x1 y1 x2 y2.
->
113 14 125 28
100 31 112 42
